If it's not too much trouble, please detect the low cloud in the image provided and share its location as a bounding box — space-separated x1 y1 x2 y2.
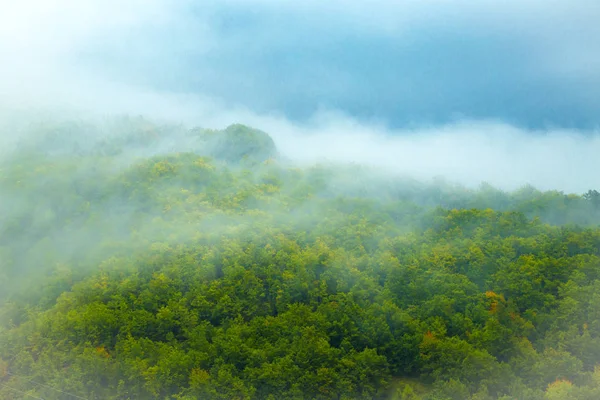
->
0 0 598 194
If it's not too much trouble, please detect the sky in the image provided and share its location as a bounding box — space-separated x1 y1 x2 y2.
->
0 0 599 192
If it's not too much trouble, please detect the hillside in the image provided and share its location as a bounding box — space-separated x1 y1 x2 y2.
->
1 118 600 399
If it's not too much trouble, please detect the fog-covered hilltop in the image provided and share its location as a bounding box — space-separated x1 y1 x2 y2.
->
1 118 600 399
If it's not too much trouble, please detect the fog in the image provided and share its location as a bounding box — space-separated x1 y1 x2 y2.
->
1 0 599 194
3 3 600 399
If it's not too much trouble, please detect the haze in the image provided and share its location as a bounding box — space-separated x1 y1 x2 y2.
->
1 0 599 193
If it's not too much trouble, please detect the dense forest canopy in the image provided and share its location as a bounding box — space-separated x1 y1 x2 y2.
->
1 117 600 399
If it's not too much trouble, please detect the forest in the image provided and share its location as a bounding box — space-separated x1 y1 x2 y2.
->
1 117 600 399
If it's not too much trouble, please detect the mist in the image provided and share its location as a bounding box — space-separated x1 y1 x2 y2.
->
1 0 600 194
2 2 600 399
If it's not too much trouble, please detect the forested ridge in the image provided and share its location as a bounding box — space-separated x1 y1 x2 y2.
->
1 118 600 399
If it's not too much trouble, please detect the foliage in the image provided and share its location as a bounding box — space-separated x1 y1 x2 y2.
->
1 118 600 399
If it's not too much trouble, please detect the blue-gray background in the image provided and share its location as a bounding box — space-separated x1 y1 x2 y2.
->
76 0 600 130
